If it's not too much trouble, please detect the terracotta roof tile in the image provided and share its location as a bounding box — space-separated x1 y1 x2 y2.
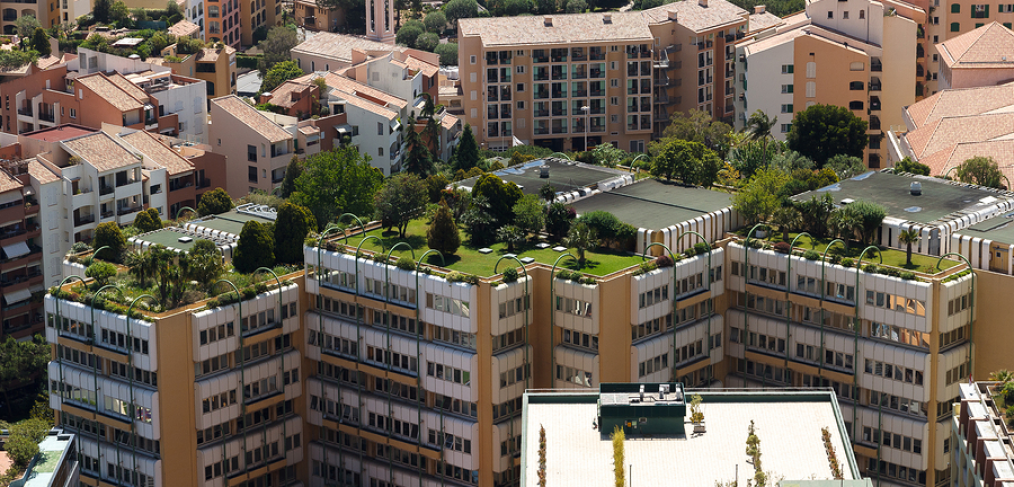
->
305 72 408 109
937 22 1014 68
169 20 200 37
76 73 144 112
460 11 654 46
212 95 292 143
121 131 193 175
63 132 141 173
26 159 59 184
0 169 22 194
403 55 439 76
905 85 1014 126
748 11 783 32
291 32 406 63
440 112 459 130
105 72 150 103
641 0 748 32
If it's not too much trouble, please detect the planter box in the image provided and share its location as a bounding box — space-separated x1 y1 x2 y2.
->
693 422 706 434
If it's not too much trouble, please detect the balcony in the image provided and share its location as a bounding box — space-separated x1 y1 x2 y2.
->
870 96 881 111
869 115 881 131
197 178 212 189
534 109 549 117
572 90 588 98
534 126 549 135
655 92 670 104
871 61 882 72
100 210 114 219
870 77 882 91
74 214 95 227
39 111 54 123
117 206 142 216
589 68 604 78
654 78 669 87
590 88 604 97
169 180 194 192
17 106 32 117
99 185 114 196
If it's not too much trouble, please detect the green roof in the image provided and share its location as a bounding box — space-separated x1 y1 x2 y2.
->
459 159 629 196
958 213 1014 245
192 209 274 236
569 179 734 229
134 229 200 252
794 172 1009 225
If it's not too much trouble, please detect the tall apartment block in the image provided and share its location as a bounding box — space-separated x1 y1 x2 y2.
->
735 0 920 169
0 155 46 342
950 381 1014 487
455 0 747 152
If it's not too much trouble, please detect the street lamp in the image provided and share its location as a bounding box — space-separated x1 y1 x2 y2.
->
581 105 590 153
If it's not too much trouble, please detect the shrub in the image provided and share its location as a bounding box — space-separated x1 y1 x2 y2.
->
900 271 916 281
503 267 519 283
694 242 711 255
427 202 461 256
85 261 117 285
803 250 820 260
396 257 416 271
886 268 901 277
445 271 479 285
196 187 233 215
274 202 317 264
863 264 878 273
639 261 657 274
434 42 458 65
684 247 697 257
133 207 162 232
580 276 597 285
655 254 674 267
773 242 791 254
829 254 842 265
71 241 92 254
556 270 576 280
93 222 126 262
842 258 854 268
233 221 275 273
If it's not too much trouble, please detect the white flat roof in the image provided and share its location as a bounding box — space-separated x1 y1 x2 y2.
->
524 393 855 487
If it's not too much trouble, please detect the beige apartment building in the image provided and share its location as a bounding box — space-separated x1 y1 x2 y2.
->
456 1 748 152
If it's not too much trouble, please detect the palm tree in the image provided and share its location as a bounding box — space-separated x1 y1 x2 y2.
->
772 206 802 242
746 110 777 169
564 222 598 267
989 369 1014 384
898 229 921 267
829 209 860 249
124 249 153 287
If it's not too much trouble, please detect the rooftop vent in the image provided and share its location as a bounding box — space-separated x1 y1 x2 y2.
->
178 236 193 244
699 0 708 7
639 384 645 401
544 16 553 26
668 10 678 20
910 181 922 196
841 198 855 205
754 4 765 13
603 13 612 23
540 166 550 178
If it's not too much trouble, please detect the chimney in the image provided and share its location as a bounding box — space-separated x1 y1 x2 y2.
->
639 384 645 401
544 16 553 26
754 4 765 13
603 13 612 23
699 0 708 7
668 9 678 20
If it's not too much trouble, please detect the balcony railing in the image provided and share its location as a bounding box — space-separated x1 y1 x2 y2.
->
197 179 212 189
100 210 114 219
169 181 194 192
73 215 95 226
115 179 138 188
116 206 141 216
39 111 54 123
99 185 114 195
17 107 32 116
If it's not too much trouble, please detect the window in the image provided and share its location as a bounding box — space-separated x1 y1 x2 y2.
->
247 144 257 162
780 104 793 113
806 81 816 97
780 123 792 133
951 22 960 31
827 10 833 18
849 81 864 90
860 9 865 18
843 10 849 18
69 108 77 118
849 101 864 110
470 55 476 64
951 3 959 11
781 64 794 74
377 122 384 135
781 84 793 93
248 166 257 183
516 65 525 74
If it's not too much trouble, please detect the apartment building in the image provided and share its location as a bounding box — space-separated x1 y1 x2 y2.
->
0 157 45 342
522 386 866 486
735 0 920 169
162 44 237 100
238 0 280 46
934 22 1014 90
290 32 414 73
456 2 747 152
0 0 54 34
950 381 1014 487
293 0 344 32
209 95 312 195
0 48 209 143
4 429 80 487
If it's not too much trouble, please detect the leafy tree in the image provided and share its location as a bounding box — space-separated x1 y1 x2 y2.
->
197 187 234 215
733 168 790 225
86 261 117 285
396 24 424 47
591 143 625 168
31 28 50 56
257 26 299 75
650 139 722 187
5 425 39 467
261 60 304 94
149 245 191 309
133 207 162 233
497 225 526 252
536 0 556 13
771 206 802 242
124 249 154 287
404 116 434 176
427 202 461 255
654 108 733 157
898 229 920 267
93 0 112 22
539 183 556 202
745 110 777 167
575 210 635 247
796 193 835 238
455 124 480 170
503 0 534 15
293 147 383 229
187 241 223 291
280 156 302 198
832 200 885 245
462 195 497 246
770 150 813 174
233 221 275 273
472 173 523 225
374 174 428 238
425 11 447 31
274 202 317 264
512 194 545 237
0 335 48 418
15 14 40 37
956 156 1006 189
444 0 479 24
545 202 573 241
110 1 130 24
893 157 930 176
786 104 868 165
728 139 782 178
564 221 597 267
826 154 867 180
435 42 458 65
94 222 126 261
416 32 440 52
425 173 450 203
565 0 587 11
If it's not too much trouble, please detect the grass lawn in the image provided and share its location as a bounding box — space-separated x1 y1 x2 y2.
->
741 231 960 274
343 219 645 277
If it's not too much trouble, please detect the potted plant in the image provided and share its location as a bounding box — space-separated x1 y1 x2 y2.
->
690 393 705 433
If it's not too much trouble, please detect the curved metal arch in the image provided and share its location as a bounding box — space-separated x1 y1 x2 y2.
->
550 252 577 385
415 248 444 487
88 282 122 479
175 206 197 221
742 223 770 385
495 255 530 389
91 245 111 263
549 152 571 161
211 279 249 460
53 274 87 468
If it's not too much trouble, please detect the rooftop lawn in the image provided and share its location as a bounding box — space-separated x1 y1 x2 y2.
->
342 219 645 277
753 231 960 274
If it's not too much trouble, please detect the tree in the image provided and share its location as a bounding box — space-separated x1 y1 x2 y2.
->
462 195 497 246
539 183 556 202
591 143 625 168
93 0 112 22
786 104 868 165
396 24 424 47
110 0 130 24
94 222 126 261
280 156 302 198
292 147 383 229
575 210 635 247
86 261 117 285
233 221 275 273
796 193 835 238
124 249 154 287
611 426 625 487
733 168 790 225
257 26 299 75
650 139 722 187
261 60 304 94
427 202 461 255
455 124 480 170
435 42 458 65
956 156 1006 189
831 200 885 245
274 202 317 264
503 0 534 15
497 225 526 252
0 335 48 418
197 187 234 215
15 14 40 38
898 228 921 267
826 154 867 180
893 157 931 176
512 194 545 237
745 110 777 168
424 10 447 31
989 369 1014 384
425 173 450 203
472 173 523 225
564 221 597 267
444 0 479 23
374 174 428 238
31 28 50 56
536 0 556 13
545 202 573 241
769 150 814 174
133 208 162 233
188 242 224 291
771 206 801 242
404 116 434 176
655 109 734 157
565 0 587 12
416 32 440 52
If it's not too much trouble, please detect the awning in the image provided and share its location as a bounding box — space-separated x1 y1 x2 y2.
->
3 241 30 259
0 191 21 205
4 287 32 305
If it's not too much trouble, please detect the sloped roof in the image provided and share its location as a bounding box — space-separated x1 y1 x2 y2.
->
937 21 1014 69
63 132 141 173
26 159 59 184
641 0 748 32
459 11 653 46
291 32 406 63
905 84 1014 126
121 130 193 176
0 169 22 194
76 73 144 111
211 95 292 143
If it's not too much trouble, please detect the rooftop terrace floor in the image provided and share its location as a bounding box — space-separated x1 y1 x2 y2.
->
570 179 734 229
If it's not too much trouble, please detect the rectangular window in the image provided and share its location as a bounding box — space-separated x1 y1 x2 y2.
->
248 166 257 183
